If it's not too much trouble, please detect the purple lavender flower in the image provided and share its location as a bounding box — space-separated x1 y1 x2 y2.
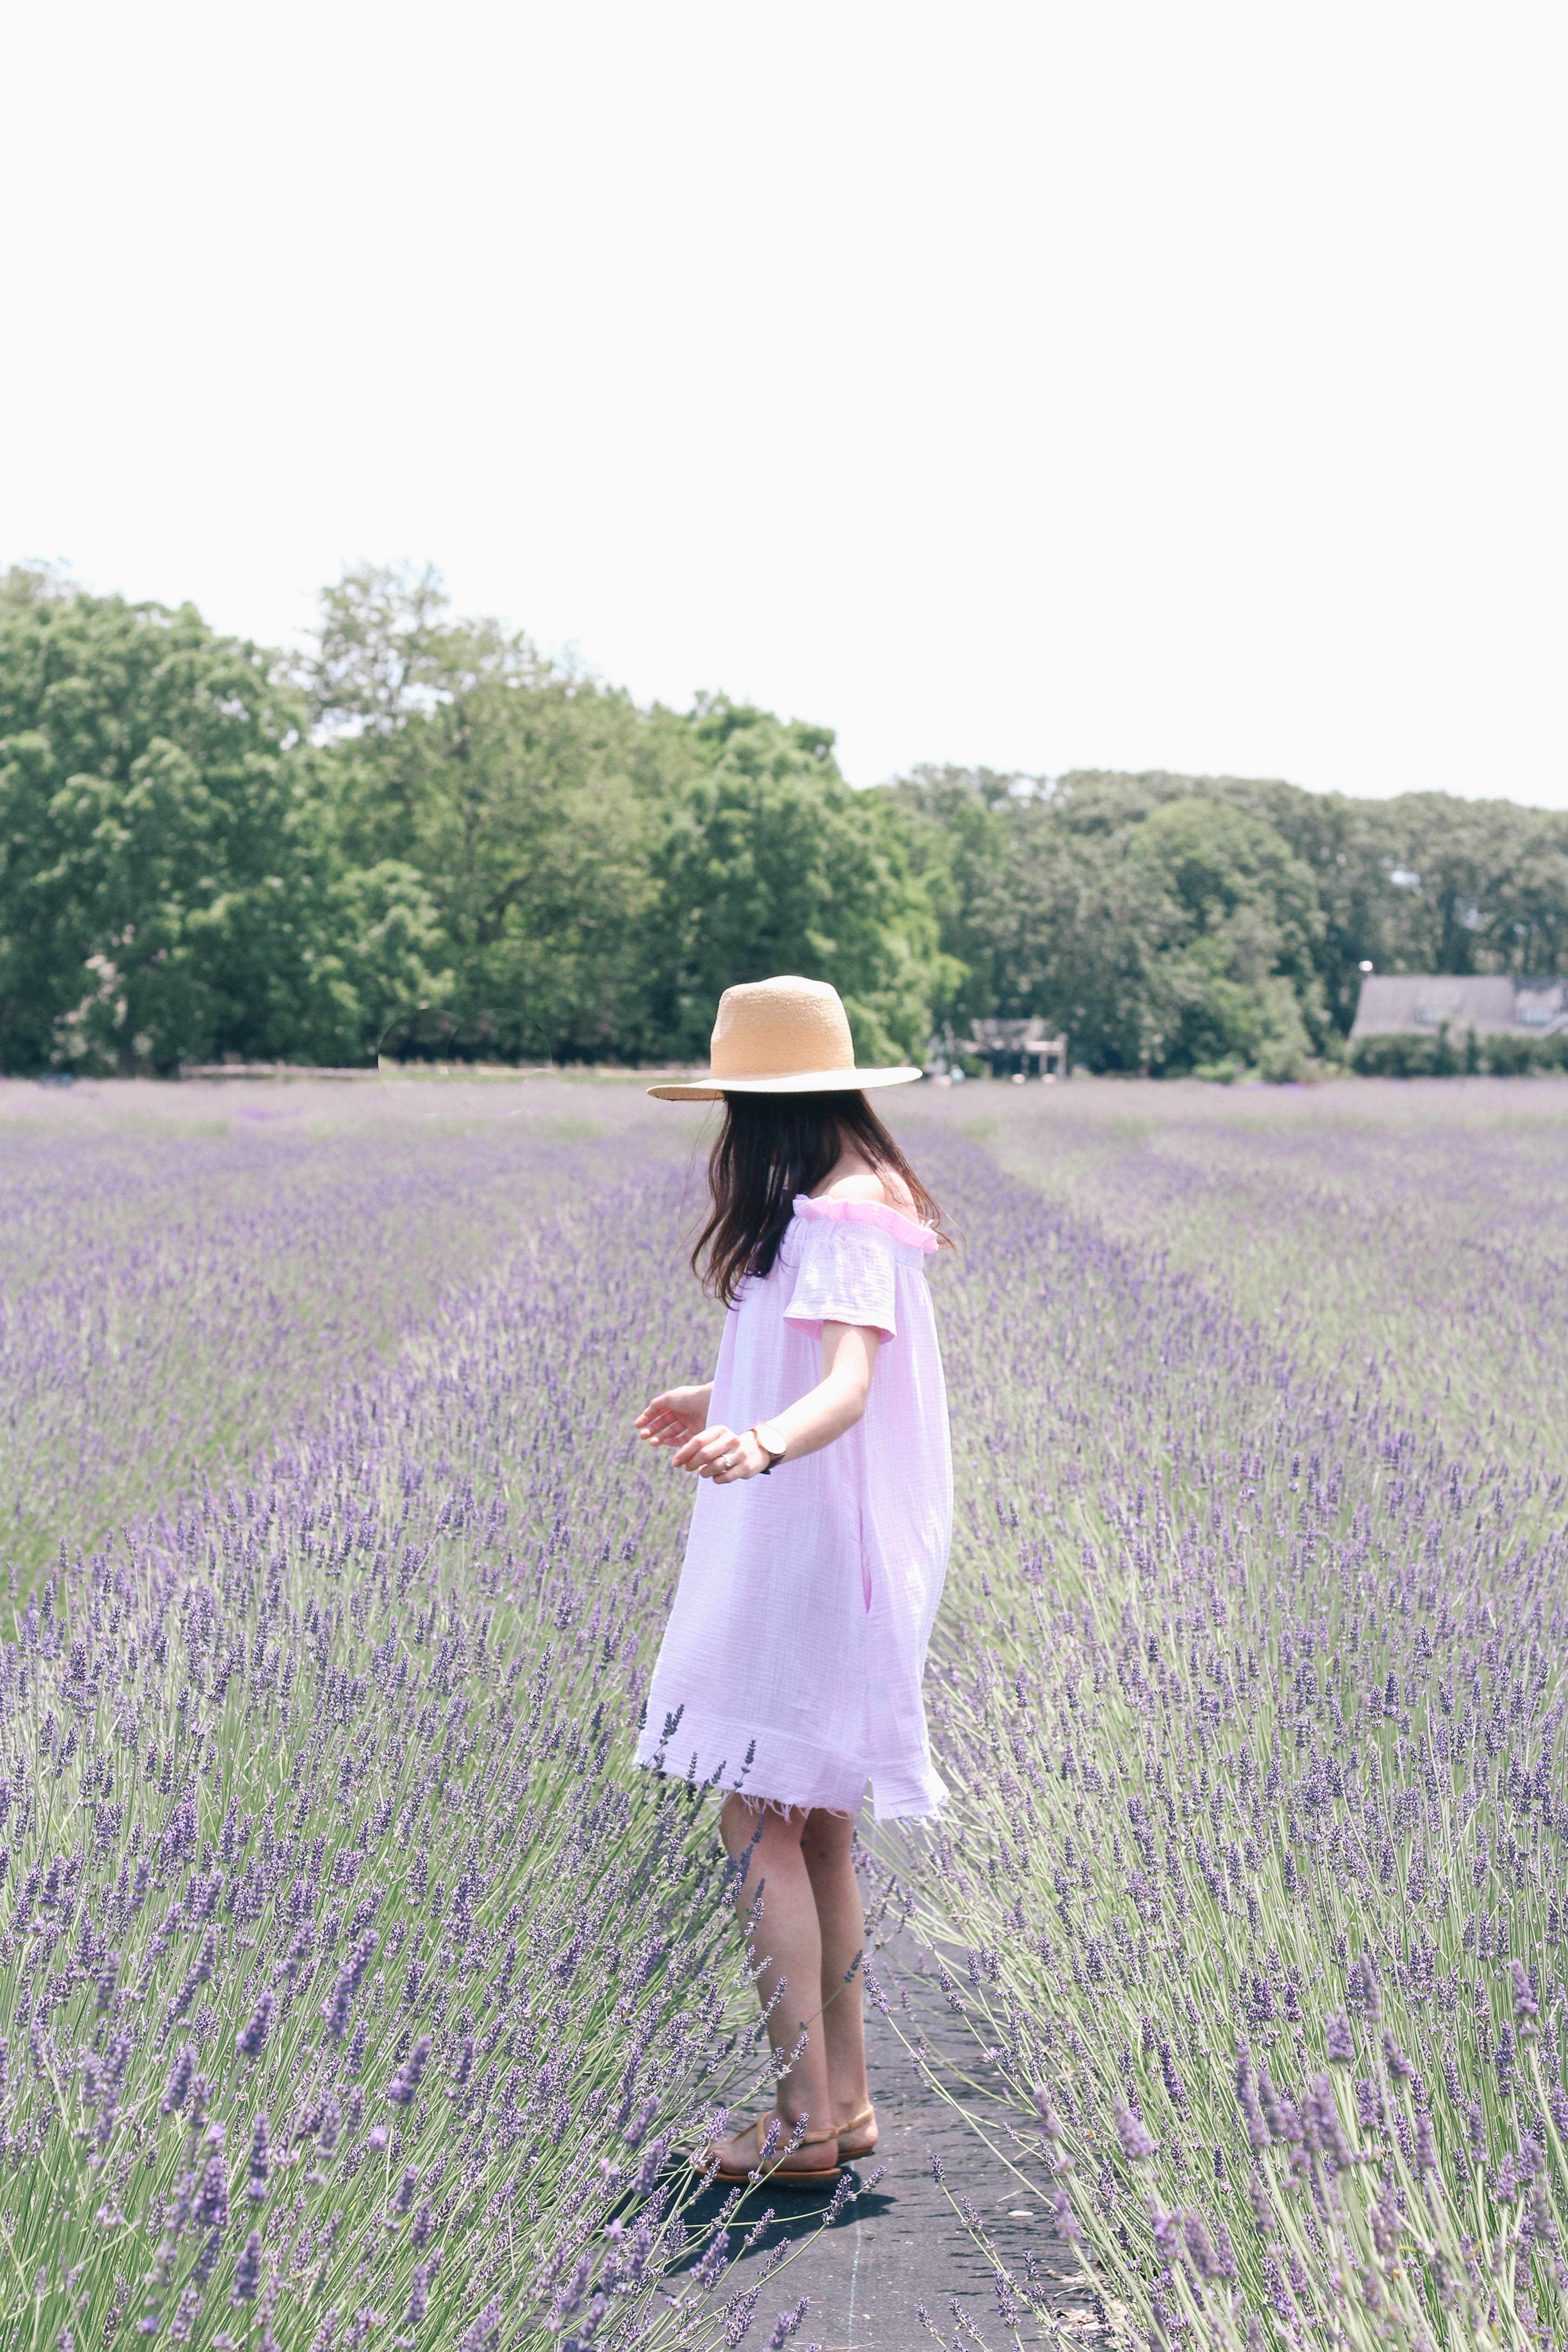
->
1381 2032 1416 2085
1114 2095 1154 2161
1183 2210 1219 2279
1051 2186 1083 2244
161 2045 195 2114
1233 2047 1270 2152
1304 2076 1352 2172
1496 2021 1517 2090
1148 2201 1182 2262
388 2036 430 2107
1158 2042 1189 2114
236 1992 273 2058
1347 1952 1383 2023
230 2234 261 2306
1255 2066 1300 2145
195 2154 229 2232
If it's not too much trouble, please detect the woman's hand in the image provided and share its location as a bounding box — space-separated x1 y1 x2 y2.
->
670 1423 767 1483
635 1384 713 1450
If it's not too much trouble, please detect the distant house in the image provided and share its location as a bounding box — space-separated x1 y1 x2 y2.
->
1350 974 1568 1040
954 1017 1069 1078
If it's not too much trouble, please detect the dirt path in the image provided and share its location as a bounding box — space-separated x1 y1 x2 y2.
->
675 1933 1100 2350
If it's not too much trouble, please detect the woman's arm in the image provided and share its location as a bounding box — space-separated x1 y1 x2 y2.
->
670 1322 879 1483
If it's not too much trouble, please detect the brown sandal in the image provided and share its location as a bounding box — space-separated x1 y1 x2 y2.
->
700 2110 843 2186
834 2102 878 2160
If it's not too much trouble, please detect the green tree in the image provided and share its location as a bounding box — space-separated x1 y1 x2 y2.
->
1 573 306 1070
651 699 956 1065
891 766 1336 1077
307 570 957 1067
306 565 689 1060
0 570 451 1072
889 765 1019 1027
1126 796 1326 1077
1352 794 1568 981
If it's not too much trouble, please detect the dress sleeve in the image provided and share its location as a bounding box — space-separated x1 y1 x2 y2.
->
783 1216 898 1345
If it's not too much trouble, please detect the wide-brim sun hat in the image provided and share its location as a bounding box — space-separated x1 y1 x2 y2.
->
646 975 923 1101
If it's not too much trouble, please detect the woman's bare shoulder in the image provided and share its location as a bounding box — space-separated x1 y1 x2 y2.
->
814 1163 917 1213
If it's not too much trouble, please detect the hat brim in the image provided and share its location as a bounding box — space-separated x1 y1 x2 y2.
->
646 1065 924 1102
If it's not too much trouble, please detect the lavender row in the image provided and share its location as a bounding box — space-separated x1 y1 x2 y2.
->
883 1136 1568 2351
0 1165 805 2352
0 1079 688 1580
917 1077 1568 1464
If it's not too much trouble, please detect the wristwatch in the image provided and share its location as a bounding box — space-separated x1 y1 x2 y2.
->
750 1420 788 1474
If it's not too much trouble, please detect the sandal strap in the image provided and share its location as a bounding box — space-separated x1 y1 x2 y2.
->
746 2111 840 2152
835 2103 875 2134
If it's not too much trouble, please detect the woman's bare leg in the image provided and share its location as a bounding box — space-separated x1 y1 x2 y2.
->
800 1808 871 2130
712 1794 836 2170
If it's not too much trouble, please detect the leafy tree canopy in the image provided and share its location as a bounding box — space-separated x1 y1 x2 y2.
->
6 561 1565 1082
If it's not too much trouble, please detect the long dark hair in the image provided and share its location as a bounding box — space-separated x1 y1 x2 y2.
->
692 1091 948 1308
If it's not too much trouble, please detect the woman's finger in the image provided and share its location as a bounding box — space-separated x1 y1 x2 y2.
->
674 1424 732 1471
640 1402 694 1438
696 1431 748 1481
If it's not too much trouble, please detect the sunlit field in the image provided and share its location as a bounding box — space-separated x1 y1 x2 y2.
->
3 1071 1567 2352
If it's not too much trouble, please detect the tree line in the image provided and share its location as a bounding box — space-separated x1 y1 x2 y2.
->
4 562 1567 1079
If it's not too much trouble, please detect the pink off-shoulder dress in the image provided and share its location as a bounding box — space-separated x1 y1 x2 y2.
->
635 1193 953 1820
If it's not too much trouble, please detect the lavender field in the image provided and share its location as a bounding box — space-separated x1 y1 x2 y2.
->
2 1073 1567 2352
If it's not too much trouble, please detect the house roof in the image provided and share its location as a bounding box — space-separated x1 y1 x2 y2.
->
1350 975 1519 1038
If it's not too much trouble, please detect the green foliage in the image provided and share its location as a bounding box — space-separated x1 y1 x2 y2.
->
315 570 674 1062
0 572 314 1072
0 565 953 1074
651 697 955 1066
899 765 1568 1080
306 567 952 1068
7 559 1568 1080
1129 798 1327 1078
1350 1025 1568 1079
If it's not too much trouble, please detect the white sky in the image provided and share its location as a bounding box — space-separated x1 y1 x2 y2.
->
6 2 1565 805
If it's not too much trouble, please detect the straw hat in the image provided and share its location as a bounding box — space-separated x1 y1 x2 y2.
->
647 975 923 1101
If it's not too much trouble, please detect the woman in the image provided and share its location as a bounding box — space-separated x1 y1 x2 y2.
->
633 974 953 2185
